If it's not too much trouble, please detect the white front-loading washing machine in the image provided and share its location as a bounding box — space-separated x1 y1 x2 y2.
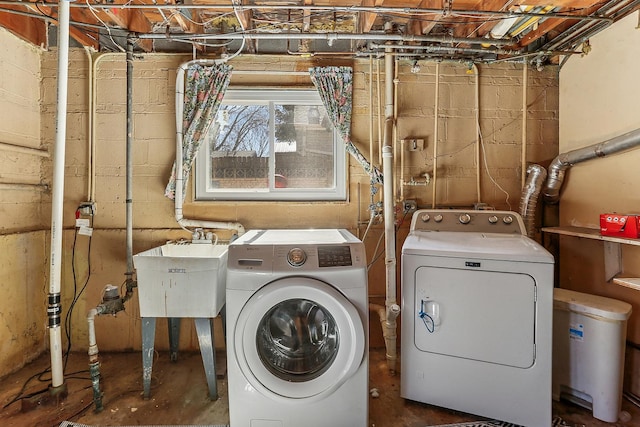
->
226 229 368 427
401 210 554 427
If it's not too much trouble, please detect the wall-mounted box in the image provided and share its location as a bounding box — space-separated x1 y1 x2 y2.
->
402 138 425 151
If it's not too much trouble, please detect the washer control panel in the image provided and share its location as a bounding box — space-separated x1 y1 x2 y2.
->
411 209 526 235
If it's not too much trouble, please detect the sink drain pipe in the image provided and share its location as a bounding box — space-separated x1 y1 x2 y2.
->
87 307 103 412
376 45 401 374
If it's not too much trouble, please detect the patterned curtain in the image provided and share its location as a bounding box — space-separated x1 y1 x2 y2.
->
165 63 233 199
309 66 383 185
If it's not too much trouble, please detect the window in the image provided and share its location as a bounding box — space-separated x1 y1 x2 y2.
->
195 89 346 201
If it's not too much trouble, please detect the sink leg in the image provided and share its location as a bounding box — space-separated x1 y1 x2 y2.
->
220 304 227 341
141 317 156 399
194 318 217 400
168 317 181 362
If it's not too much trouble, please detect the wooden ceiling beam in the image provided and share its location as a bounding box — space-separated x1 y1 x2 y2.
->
104 6 153 51
0 8 47 47
518 3 602 47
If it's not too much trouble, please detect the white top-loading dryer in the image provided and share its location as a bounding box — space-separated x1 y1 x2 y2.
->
401 210 554 427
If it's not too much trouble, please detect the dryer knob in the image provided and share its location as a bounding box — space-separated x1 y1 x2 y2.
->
488 215 499 224
434 214 443 223
421 214 430 222
503 215 514 224
459 213 471 224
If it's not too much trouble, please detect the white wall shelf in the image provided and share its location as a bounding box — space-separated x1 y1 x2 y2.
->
542 226 640 287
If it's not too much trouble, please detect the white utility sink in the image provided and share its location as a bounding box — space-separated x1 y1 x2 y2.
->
133 243 228 318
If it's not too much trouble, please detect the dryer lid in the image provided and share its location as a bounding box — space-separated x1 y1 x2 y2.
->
402 232 554 263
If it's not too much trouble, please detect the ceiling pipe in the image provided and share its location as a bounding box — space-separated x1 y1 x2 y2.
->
543 128 640 204
138 31 514 47
367 42 520 56
536 0 638 63
48 0 72 398
28 1 608 23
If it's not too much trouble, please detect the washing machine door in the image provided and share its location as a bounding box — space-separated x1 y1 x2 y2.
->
234 276 365 400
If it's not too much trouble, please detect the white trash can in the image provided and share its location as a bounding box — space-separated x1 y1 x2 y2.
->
552 288 632 422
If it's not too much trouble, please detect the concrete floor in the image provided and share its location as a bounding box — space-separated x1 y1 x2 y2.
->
1 348 639 427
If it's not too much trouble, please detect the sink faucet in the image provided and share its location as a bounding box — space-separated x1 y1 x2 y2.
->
192 228 204 241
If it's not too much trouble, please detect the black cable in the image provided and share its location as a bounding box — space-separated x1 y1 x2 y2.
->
64 214 93 371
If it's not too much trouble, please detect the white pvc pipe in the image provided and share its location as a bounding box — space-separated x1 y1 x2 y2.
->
473 64 481 204
174 60 245 235
431 62 440 208
521 63 529 188
48 0 72 391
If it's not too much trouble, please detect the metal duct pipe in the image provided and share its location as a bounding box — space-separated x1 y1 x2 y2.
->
519 164 547 238
368 42 520 56
544 128 640 204
48 0 72 396
139 31 511 47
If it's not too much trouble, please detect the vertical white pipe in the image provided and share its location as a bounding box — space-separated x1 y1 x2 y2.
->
125 37 134 276
376 59 383 166
474 64 481 204
369 56 374 168
84 48 93 202
381 46 400 373
49 0 72 390
521 63 529 187
393 57 400 203
431 62 440 208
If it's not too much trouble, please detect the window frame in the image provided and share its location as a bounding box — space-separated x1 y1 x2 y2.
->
194 89 347 202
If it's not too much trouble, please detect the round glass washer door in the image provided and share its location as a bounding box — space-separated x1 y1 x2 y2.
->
234 276 365 400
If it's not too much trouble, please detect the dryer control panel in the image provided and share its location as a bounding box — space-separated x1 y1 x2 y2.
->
410 209 526 235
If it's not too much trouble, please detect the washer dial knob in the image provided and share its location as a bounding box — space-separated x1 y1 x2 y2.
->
459 213 471 224
287 248 307 267
421 213 430 222
434 214 443 223
503 215 514 224
488 215 499 224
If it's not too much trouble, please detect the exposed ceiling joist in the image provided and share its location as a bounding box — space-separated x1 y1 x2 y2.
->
0 0 637 65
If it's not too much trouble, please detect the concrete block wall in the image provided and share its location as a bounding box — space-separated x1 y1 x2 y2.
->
0 28 49 378
2 42 560 365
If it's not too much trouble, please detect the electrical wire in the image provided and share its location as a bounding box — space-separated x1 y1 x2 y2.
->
85 0 126 52
63 212 93 372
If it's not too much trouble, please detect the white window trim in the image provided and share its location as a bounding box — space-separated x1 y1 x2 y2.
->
195 89 347 201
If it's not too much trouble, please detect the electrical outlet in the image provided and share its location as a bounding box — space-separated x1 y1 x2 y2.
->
403 199 417 214
78 201 97 216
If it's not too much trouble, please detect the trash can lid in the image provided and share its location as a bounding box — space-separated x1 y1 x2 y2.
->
554 288 632 321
